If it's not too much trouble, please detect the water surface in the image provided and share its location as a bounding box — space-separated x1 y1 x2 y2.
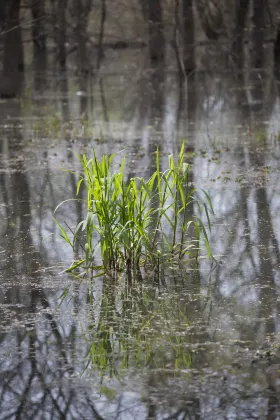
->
0 65 280 419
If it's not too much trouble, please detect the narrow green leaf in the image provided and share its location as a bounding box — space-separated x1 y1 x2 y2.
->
66 259 86 272
76 178 84 195
53 217 73 248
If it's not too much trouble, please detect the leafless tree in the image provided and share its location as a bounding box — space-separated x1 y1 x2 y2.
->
275 19 280 73
182 0 195 74
148 0 165 64
232 0 250 68
30 0 47 68
71 0 93 76
251 0 266 69
0 0 24 97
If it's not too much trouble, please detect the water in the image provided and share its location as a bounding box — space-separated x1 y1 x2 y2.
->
0 63 280 419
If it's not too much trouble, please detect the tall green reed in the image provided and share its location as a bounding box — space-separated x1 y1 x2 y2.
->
54 142 214 276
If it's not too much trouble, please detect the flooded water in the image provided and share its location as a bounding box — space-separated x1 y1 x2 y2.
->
1 60 280 419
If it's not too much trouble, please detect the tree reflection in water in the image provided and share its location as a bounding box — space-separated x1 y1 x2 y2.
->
0 63 280 417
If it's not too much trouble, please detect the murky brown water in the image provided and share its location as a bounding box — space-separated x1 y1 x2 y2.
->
0 61 280 419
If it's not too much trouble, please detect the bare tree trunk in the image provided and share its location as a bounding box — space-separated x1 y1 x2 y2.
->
0 2 6 31
96 0 106 71
58 0 68 72
30 0 47 90
0 0 24 97
72 0 93 77
274 20 280 69
30 0 47 68
251 0 265 69
139 0 148 20
182 0 195 74
148 0 165 64
76 3 87 75
231 0 250 69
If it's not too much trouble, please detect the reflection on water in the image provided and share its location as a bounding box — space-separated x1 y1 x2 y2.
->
0 62 280 418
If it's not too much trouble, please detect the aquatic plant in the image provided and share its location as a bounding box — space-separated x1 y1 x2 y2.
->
54 142 214 276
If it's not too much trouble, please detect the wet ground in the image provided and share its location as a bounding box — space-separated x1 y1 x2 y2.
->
0 62 280 419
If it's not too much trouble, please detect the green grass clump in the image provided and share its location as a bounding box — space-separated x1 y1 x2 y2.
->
55 142 214 277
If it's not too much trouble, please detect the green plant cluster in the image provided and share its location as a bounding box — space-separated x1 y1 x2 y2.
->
55 143 214 276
